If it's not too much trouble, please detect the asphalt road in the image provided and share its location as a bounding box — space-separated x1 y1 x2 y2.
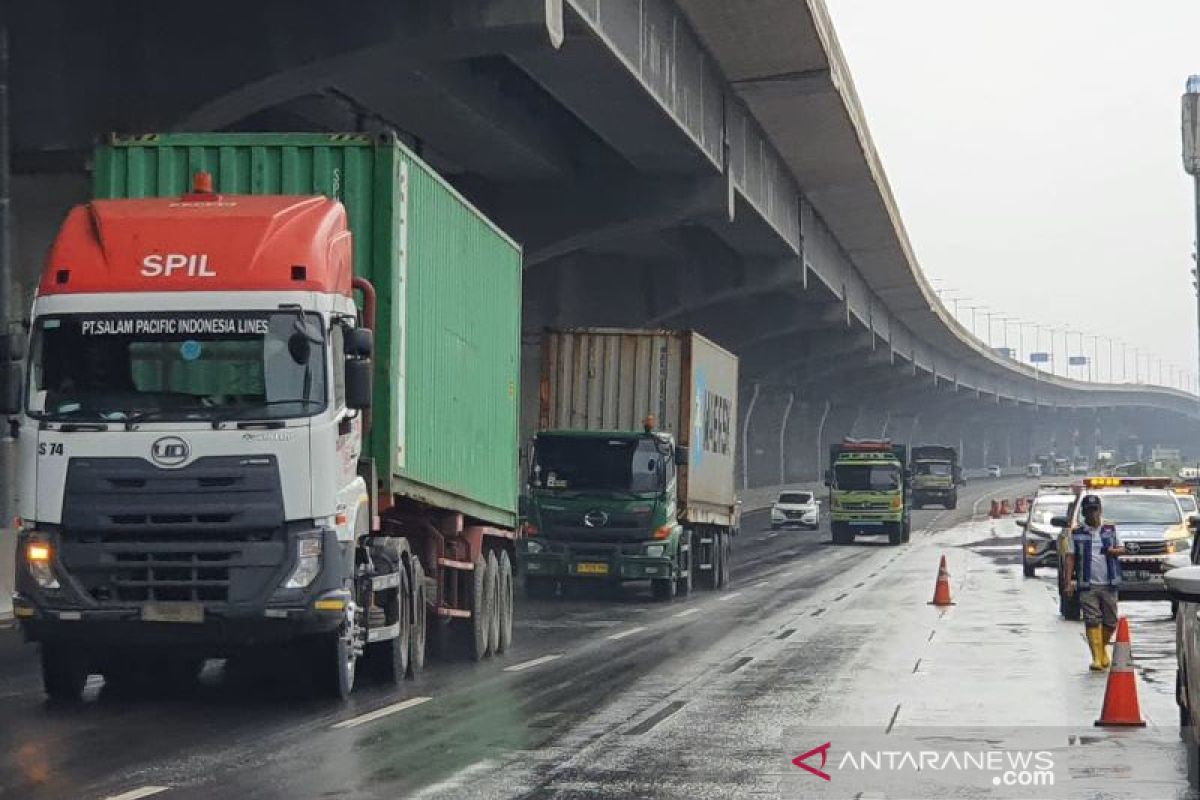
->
0 478 1042 800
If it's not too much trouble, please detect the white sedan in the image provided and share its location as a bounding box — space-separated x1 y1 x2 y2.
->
770 491 820 530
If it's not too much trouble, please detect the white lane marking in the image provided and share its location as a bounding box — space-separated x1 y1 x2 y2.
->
754 580 770 588
103 788 170 800
672 608 700 618
607 625 648 640
503 654 564 672
779 570 794 579
767 532 778 538
718 592 743 602
332 696 433 729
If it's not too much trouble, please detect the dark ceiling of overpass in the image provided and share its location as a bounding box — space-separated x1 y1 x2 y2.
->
8 0 1198 453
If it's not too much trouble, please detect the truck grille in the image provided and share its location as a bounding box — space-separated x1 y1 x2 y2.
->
58 455 288 607
840 501 892 511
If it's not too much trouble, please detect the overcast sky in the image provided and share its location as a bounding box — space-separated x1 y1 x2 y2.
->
824 0 1200 388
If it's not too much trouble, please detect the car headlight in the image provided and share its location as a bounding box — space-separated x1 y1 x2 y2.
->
645 544 665 558
526 539 544 555
25 539 60 590
283 536 323 589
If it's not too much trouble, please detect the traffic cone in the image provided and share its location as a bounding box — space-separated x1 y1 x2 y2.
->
1000 499 1012 516
989 500 1001 519
1094 617 1146 727
929 555 955 606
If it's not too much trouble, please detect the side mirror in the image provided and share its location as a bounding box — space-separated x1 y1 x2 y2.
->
1014 519 1027 529
2 361 21 416
345 359 373 410
1050 516 1070 529
1165 565 1200 603
344 327 373 358
674 445 689 467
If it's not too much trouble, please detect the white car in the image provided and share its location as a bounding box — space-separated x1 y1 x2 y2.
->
771 491 820 530
986 465 1002 478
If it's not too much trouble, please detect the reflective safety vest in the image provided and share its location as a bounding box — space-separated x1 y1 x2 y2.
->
1071 524 1121 589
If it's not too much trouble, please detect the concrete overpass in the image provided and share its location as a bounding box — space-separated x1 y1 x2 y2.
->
6 0 1198 489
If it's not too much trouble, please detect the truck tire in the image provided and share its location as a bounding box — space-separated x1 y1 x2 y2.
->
41 644 88 703
888 524 903 546
496 551 514 654
901 518 911 543
485 551 502 656
947 493 958 510
831 523 853 545
408 558 427 676
676 532 693 597
719 531 732 588
369 568 410 685
469 555 494 660
313 624 356 700
651 576 676 601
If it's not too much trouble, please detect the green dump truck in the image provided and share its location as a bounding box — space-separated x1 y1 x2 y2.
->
910 444 962 510
826 439 910 546
520 329 739 600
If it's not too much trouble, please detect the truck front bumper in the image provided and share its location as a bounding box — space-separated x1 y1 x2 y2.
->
831 513 902 533
13 526 351 651
520 539 674 581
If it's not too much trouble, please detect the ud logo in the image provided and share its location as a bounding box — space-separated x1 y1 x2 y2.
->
151 436 190 466
583 510 609 528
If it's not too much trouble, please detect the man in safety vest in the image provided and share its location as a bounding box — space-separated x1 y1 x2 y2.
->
1064 494 1124 670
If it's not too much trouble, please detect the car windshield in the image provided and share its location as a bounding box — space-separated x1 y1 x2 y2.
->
834 464 900 492
532 435 667 494
915 462 951 476
778 492 812 504
1091 493 1183 526
1031 501 1069 525
25 311 327 422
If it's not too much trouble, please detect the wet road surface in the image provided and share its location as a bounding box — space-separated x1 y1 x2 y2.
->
4 478 1189 799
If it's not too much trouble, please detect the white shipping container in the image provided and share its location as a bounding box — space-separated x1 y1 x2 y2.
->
539 328 739 526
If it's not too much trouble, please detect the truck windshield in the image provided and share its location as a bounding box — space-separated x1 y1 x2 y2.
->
25 311 327 422
834 464 900 492
915 462 951 477
532 435 666 494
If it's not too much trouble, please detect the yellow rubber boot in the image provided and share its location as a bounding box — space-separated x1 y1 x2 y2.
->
1100 625 1114 669
1086 626 1105 671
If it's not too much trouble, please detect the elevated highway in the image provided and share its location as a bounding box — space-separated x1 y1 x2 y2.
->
7 0 1197 487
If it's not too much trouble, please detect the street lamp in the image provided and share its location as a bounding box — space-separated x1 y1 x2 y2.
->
1182 75 1200 394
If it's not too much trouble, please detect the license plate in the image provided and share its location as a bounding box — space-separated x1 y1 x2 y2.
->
576 562 609 575
856 521 883 527
141 602 204 624
1130 571 1162 582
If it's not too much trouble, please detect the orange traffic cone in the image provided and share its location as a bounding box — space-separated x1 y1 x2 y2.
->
1000 499 1012 516
929 555 955 606
989 500 1001 519
1094 617 1146 727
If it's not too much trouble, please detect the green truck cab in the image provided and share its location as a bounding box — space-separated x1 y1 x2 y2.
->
910 444 962 510
522 429 705 600
826 439 911 545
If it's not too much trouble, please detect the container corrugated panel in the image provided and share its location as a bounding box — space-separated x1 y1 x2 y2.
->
539 328 738 523
93 133 521 527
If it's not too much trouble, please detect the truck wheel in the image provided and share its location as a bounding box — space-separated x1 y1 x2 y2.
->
485 552 502 657
496 551 514 654
888 524 903 546
719 531 732 588
831 523 852 545
948 494 958 510
469 555 494 660
676 532 693 597
314 622 357 700
369 569 410 685
901 519 911 543
408 558 427 676
41 644 88 703
651 576 676 601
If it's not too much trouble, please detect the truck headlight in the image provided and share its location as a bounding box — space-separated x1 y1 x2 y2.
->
283 536 323 589
26 540 60 590
526 540 544 555
645 544 665 558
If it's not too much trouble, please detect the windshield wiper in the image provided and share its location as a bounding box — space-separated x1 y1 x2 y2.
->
123 405 220 430
221 399 324 420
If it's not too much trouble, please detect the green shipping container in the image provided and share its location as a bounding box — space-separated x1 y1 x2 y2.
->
94 133 523 528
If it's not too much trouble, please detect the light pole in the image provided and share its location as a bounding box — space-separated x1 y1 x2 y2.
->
1183 75 1200 393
